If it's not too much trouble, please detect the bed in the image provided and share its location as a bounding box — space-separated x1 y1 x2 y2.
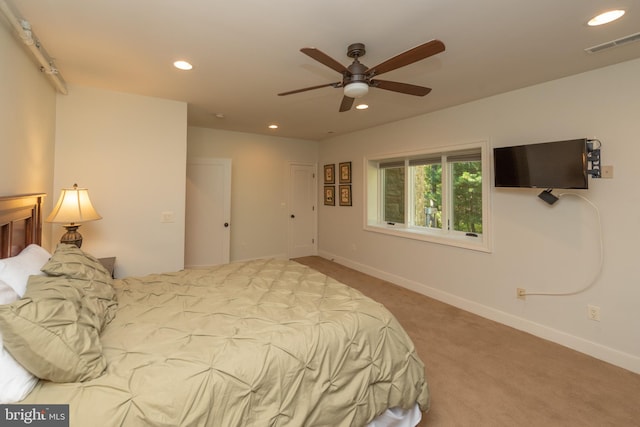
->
0 194 429 426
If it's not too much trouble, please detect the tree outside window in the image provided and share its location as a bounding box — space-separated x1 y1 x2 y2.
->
451 161 482 234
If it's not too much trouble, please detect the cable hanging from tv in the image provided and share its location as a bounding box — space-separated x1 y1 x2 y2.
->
520 192 604 298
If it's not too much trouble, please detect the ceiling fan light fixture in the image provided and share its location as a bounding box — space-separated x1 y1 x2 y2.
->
588 9 625 26
343 82 369 98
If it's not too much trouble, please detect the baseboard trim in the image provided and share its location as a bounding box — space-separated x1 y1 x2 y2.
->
319 250 640 375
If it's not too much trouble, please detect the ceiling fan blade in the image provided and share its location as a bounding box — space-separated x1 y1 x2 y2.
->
278 82 340 96
301 47 350 75
371 79 432 96
366 39 445 77
339 96 354 112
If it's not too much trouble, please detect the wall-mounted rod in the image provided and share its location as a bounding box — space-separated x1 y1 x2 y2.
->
0 0 68 94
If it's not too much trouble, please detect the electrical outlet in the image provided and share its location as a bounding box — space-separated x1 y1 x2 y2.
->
601 165 613 178
587 304 601 321
517 288 526 300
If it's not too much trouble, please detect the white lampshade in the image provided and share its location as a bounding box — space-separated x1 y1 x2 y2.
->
343 82 369 99
46 184 102 225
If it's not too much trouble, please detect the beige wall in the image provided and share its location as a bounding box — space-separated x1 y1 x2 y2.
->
54 85 187 277
318 58 640 374
0 13 56 249
187 127 318 261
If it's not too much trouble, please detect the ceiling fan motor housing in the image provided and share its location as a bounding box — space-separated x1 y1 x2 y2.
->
344 59 369 98
344 44 369 98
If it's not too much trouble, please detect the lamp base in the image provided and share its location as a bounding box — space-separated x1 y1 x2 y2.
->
60 224 83 248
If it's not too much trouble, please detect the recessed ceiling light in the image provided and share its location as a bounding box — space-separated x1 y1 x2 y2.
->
588 10 625 26
268 124 279 129
355 104 369 110
173 60 193 70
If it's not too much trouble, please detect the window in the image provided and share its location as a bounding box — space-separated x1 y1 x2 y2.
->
366 141 491 252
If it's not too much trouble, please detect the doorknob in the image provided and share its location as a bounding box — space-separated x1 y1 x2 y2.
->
224 222 229 227
290 214 295 218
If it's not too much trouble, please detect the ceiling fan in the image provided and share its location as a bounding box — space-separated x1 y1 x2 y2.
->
278 40 445 112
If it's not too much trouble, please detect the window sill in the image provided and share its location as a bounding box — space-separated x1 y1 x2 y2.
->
364 223 492 253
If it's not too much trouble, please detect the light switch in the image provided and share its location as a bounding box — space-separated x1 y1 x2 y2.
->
161 211 175 223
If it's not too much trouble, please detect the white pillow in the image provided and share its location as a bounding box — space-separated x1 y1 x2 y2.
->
0 280 19 304
0 280 39 403
0 332 39 403
0 244 51 297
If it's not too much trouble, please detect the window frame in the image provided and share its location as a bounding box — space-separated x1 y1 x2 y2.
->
364 140 492 252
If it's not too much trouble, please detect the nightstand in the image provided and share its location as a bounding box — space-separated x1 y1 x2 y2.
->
98 257 116 278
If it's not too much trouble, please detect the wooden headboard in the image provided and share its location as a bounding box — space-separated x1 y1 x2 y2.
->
0 193 45 259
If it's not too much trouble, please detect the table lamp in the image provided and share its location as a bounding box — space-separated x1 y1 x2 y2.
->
46 184 102 248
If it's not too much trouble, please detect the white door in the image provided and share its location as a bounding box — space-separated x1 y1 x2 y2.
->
288 163 317 258
185 158 231 268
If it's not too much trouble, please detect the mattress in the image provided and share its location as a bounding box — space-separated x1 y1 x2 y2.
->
21 258 429 426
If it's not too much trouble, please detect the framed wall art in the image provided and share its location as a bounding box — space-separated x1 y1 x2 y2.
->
324 186 335 206
339 185 352 206
324 164 335 184
339 161 352 184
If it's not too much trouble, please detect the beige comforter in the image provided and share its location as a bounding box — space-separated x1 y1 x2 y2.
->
22 259 429 426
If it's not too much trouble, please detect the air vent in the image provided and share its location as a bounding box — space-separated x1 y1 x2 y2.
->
585 32 640 53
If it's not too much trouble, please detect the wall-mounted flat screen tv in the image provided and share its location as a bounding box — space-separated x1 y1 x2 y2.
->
494 138 589 189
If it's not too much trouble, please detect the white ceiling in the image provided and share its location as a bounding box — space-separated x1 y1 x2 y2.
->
8 0 640 141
